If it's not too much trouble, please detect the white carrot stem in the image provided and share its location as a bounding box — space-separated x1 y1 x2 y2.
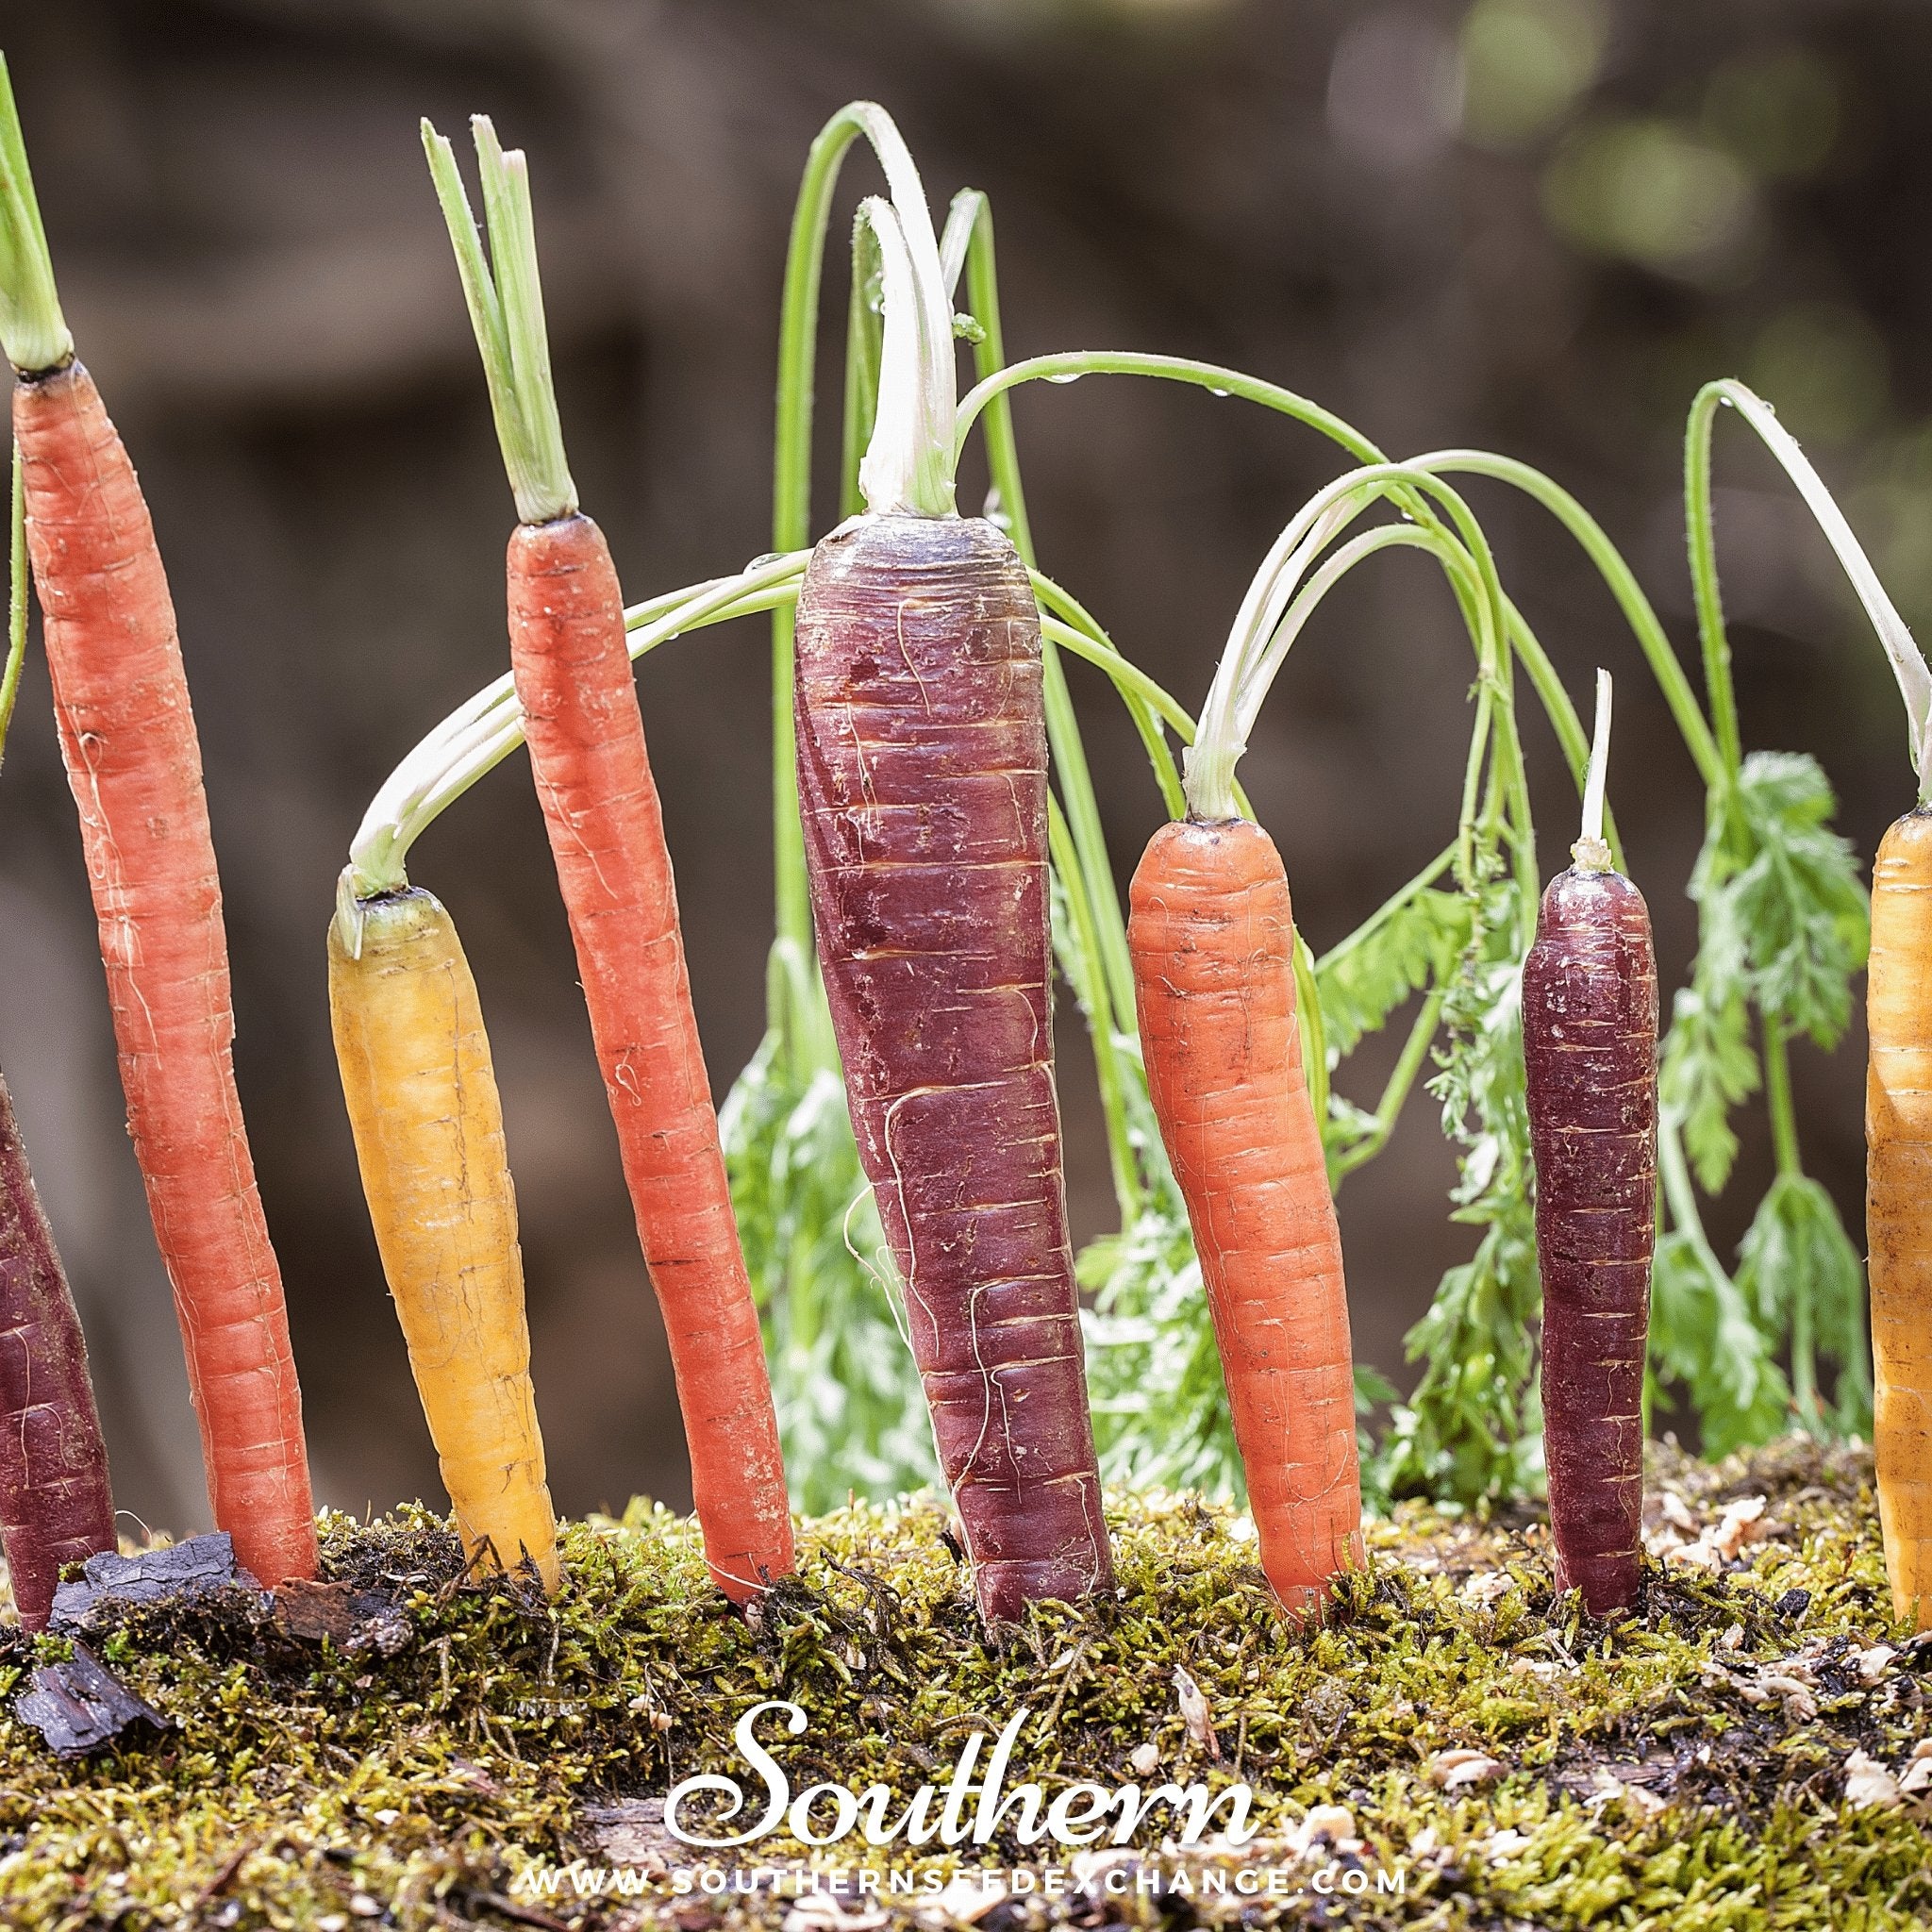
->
1574 668 1613 872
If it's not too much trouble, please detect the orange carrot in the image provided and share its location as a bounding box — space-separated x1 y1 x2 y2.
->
5 369 315 1587
1128 818 1363 1615
425 118 791 1598
0 64 313 1582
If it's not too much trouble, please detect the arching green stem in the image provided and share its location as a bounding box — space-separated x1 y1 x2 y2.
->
953 201 1139 1031
342 554 807 918
1414 449 1723 793
1686 379 1932 802
957 352 1377 473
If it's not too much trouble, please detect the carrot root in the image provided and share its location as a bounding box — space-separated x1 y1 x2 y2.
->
0 1067 116 1627
16 361 314 1586
329 886 560 1592
508 511 792 1601
1522 863 1657 1617
1869 808 1932 1629
795 512 1112 1623
1128 816 1363 1617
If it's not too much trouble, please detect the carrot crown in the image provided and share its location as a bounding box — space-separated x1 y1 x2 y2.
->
1573 669 1614 874
423 116 576 526
854 187 957 519
0 56 73 376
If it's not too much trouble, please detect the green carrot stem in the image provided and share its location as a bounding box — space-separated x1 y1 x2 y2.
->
0 58 72 375
1331 989 1446 1185
1687 379 1932 801
1760 1017 1803 1182
953 199 1136 1030
1048 799 1140 1221
1415 449 1723 794
840 212 884 523
1030 570 1187 817
421 117 575 525
1681 391 1741 783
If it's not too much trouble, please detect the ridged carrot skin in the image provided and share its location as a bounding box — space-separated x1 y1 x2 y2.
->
0 1068 115 1629
794 513 1112 1624
1868 808 1932 1628
1521 862 1657 1616
15 361 314 1587
1128 818 1363 1614
328 888 560 1591
508 511 792 1601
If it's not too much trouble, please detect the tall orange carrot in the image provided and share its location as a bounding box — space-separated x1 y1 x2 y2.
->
423 118 791 1597
1129 818 1362 1613
0 61 314 1584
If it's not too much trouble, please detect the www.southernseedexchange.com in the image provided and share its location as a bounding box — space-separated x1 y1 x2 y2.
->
510 1858 1410 1905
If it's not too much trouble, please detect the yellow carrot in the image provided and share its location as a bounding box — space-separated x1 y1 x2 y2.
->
328 880 560 1592
1869 808 1932 1628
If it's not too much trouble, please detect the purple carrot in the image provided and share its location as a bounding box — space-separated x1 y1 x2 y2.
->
1522 672 1657 1615
794 511 1113 1624
0 1068 115 1629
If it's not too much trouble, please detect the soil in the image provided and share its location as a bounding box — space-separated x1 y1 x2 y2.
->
1 1438 1927 1929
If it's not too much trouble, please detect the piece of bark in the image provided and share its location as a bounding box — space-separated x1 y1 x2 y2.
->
15 1641 168 1756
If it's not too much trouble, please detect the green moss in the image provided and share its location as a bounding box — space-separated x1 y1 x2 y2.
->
1 1441 1927 1928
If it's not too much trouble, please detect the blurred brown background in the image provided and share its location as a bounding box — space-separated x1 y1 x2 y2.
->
0 0 1917 1535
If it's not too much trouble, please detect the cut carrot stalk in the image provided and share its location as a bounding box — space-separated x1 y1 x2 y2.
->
328 886 559 1591
422 118 791 1598
0 57 314 1585
1522 673 1656 1616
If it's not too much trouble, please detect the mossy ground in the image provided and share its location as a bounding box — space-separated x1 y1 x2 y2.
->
0 1440 1927 1930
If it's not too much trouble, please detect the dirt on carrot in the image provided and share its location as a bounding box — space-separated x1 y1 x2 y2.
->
0 1439 1924 1930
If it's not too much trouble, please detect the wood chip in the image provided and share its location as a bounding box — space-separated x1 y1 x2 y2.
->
1844 1748 1902 1810
1426 1747 1506 1790
1173 1665 1220 1761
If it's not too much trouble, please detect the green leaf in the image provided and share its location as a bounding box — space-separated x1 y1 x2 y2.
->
1374 865 1542 1507
1729 751 1868 1046
1316 886 1470 1061
721 1008 938 1511
1660 978 1759 1196
1649 1226 1790 1457
1081 1189 1241 1498
1733 1172 1872 1435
